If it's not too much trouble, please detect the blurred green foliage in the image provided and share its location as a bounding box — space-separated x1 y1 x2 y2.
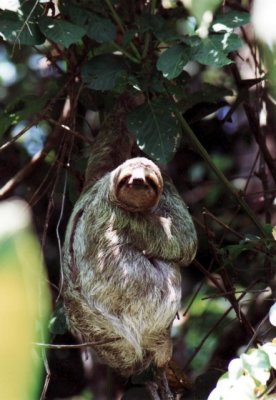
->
0 200 50 399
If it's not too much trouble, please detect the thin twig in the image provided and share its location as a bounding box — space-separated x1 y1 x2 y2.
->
35 342 96 349
194 260 225 292
0 77 73 153
194 260 255 336
34 338 120 349
244 313 269 352
203 209 244 240
47 118 94 145
183 280 204 317
39 84 82 399
12 0 40 55
142 0 158 59
40 344 51 400
184 306 235 369
202 288 270 301
28 159 58 207
55 172 68 303
0 147 52 199
184 281 259 368
165 86 265 235
231 64 276 186
104 0 141 61
0 119 41 153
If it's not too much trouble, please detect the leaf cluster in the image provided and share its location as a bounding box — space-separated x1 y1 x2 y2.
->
209 334 276 399
0 0 250 163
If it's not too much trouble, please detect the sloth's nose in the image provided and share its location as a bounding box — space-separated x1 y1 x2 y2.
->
128 168 147 185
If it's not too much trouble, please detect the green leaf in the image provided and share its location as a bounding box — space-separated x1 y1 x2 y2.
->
20 1 44 21
59 0 107 15
138 14 178 42
85 13 116 43
221 33 243 53
191 33 242 67
59 4 116 43
0 10 45 45
0 95 50 137
213 10 250 32
59 2 88 26
154 25 179 42
263 223 274 236
221 241 254 261
39 16 86 48
157 44 190 79
81 54 128 91
138 14 164 33
127 97 181 163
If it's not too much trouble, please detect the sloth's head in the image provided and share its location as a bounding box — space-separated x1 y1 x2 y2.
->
111 157 163 212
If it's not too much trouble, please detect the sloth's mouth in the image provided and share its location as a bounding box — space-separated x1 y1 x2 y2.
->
128 180 149 189
118 174 159 193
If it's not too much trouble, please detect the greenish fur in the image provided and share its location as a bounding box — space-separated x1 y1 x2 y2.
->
62 96 197 376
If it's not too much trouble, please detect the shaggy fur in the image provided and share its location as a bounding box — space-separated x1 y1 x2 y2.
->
62 97 197 377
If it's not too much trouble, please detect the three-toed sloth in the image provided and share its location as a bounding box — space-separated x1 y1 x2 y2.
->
62 97 197 378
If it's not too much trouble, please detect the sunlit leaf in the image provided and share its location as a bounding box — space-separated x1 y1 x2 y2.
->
191 33 242 67
157 44 190 79
228 358 243 380
208 374 256 400
241 349 271 385
127 97 181 163
212 10 250 32
261 342 276 369
39 16 86 48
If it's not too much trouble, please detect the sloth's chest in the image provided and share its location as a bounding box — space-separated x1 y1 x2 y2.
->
82 253 182 316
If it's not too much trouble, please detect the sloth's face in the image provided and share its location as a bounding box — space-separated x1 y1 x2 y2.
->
113 158 163 212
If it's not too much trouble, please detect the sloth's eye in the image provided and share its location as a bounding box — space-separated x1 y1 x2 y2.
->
146 177 158 192
117 175 131 189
